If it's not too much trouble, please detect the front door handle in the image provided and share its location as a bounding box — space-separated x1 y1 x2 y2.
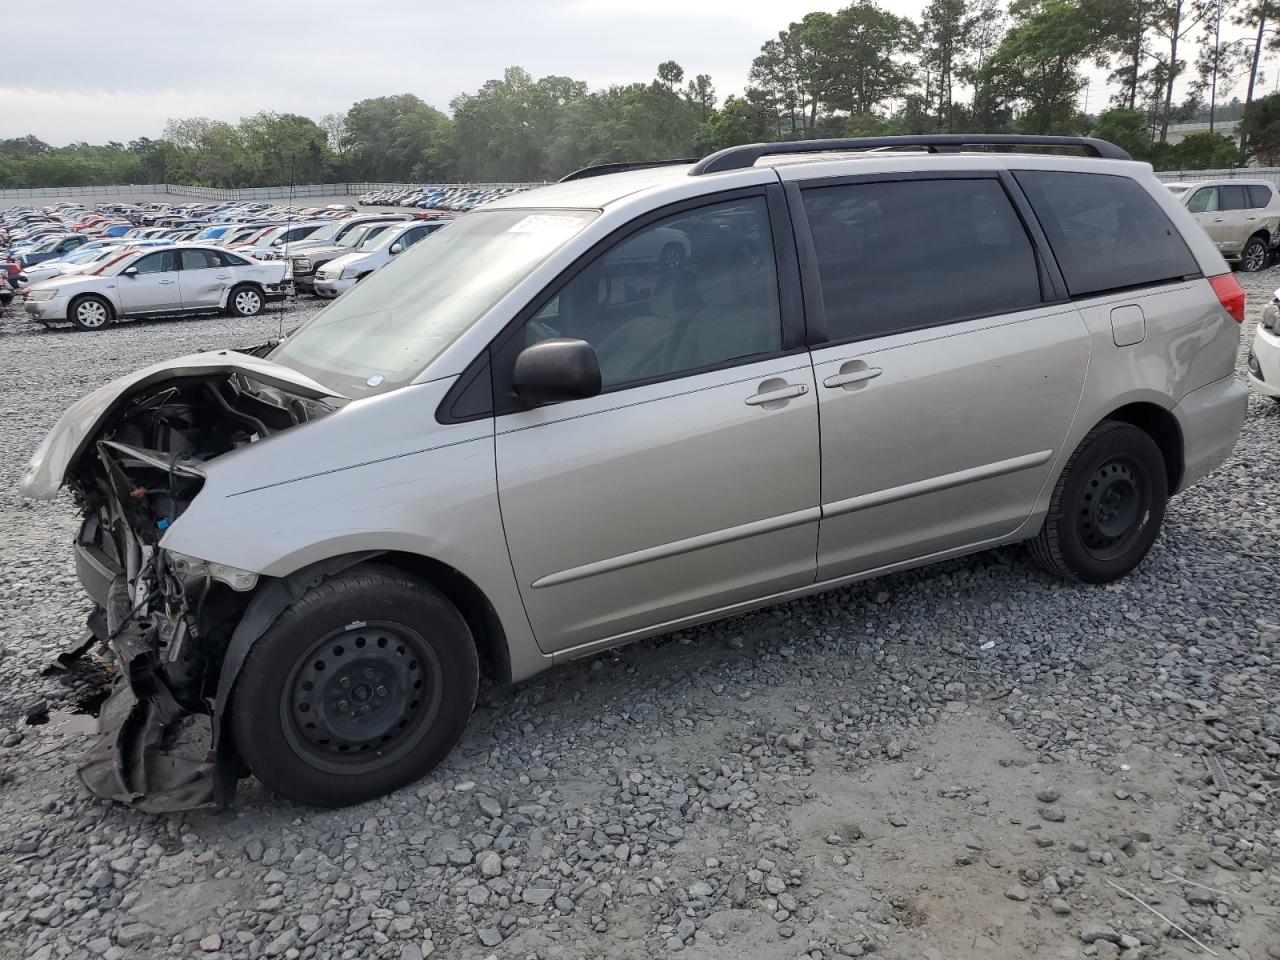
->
745 383 808 405
215 274 230 279
158 280 176 285
823 367 882 388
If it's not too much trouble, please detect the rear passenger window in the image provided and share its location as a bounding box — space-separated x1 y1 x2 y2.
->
1016 171 1199 298
1247 184 1272 208
1219 185 1248 210
801 178 1042 342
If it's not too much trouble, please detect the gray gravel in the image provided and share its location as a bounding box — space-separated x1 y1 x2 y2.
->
0 275 1277 960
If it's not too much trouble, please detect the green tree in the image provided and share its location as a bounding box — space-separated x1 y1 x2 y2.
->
1169 129 1241 165
818 1 918 117
1238 90 1280 161
657 61 685 92
344 94 452 182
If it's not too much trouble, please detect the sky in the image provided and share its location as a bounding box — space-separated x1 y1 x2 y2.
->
4 0 1273 146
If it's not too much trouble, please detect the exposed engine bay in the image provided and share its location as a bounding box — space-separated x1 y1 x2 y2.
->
42 351 337 812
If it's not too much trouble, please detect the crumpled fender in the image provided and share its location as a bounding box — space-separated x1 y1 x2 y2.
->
211 551 382 805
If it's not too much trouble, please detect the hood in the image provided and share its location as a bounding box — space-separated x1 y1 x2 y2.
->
290 244 351 261
21 351 347 499
28 272 104 293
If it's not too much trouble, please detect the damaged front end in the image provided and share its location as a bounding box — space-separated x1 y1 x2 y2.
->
25 350 341 812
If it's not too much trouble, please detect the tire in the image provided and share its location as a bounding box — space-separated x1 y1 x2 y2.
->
68 294 113 331
658 243 686 271
1240 234 1270 273
227 284 264 317
1028 421 1168 584
229 565 478 807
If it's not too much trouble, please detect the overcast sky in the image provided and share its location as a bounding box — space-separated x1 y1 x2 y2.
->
5 0 1271 146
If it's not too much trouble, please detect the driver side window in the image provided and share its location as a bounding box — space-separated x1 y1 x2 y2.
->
1187 187 1219 213
132 251 177 274
523 197 782 391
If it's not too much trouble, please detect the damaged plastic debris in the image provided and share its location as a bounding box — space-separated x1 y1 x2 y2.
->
42 631 99 674
78 679 218 814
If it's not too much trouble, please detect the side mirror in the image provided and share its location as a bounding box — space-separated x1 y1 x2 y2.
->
121 266 138 277
512 339 601 405
389 242 403 255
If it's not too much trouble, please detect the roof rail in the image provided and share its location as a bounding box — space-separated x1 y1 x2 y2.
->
559 159 698 182
688 135 1132 175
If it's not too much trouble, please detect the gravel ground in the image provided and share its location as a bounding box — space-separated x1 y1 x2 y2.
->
0 276 1277 960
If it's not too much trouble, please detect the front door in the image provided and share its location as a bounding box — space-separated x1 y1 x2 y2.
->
116 249 182 313
178 248 231 309
794 175 1089 579
494 193 821 653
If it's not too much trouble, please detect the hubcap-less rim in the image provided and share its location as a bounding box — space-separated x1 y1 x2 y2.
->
280 621 443 775
236 290 261 314
77 301 107 327
1245 242 1267 271
1077 457 1146 559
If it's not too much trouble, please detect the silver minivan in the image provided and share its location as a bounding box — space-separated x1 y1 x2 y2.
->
22 135 1249 811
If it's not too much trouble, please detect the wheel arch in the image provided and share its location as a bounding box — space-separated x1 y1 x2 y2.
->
208 548 512 806
1097 400 1184 493
222 280 265 309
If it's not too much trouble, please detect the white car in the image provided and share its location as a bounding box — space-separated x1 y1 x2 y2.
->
313 220 450 297
1251 289 1280 401
17 240 172 286
24 244 291 331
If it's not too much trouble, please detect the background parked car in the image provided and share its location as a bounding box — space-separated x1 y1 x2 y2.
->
1167 179 1280 272
313 219 452 297
23 244 291 331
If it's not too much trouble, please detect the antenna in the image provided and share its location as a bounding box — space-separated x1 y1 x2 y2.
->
279 151 296 342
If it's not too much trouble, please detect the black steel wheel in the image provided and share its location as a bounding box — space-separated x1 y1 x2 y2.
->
1029 421 1168 583
230 565 478 806
282 621 443 775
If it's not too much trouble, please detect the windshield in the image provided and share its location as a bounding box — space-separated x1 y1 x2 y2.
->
62 246 109 264
270 209 596 397
305 220 347 243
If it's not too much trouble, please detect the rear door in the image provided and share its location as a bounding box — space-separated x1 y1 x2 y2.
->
792 172 1090 579
178 248 231 309
492 190 821 652
116 249 182 313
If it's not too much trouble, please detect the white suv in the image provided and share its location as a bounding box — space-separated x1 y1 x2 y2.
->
22 135 1249 811
313 219 451 298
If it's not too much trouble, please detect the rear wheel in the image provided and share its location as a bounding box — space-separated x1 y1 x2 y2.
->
68 295 113 331
229 565 478 806
1029 421 1168 583
227 285 264 317
1240 234 1270 273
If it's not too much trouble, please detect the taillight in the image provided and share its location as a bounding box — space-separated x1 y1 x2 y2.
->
1209 273 1246 323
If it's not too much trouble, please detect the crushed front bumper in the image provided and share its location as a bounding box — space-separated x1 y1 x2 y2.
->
77 599 224 812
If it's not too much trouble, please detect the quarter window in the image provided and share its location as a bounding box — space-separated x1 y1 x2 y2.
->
520 197 782 391
1016 170 1200 298
801 178 1042 342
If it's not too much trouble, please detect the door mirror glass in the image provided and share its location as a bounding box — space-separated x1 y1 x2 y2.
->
512 338 601 405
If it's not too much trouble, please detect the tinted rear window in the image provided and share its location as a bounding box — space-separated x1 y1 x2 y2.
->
801 178 1043 341
1247 184 1272 208
1220 185 1248 211
1015 171 1199 297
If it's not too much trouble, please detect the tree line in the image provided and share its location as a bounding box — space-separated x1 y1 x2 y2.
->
8 0 1280 189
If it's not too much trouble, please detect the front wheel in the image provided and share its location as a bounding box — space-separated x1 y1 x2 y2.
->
1240 235 1270 273
69 295 114 331
229 565 478 807
1028 421 1168 583
227 285 264 317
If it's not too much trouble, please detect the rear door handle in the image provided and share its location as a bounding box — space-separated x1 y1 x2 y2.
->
158 280 176 285
823 367 882 388
745 384 807 405
215 274 230 280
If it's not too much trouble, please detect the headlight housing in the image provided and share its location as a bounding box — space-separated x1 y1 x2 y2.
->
292 257 312 273
165 551 260 591
26 288 59 301
1264 302 1279 331
339 265 362 280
